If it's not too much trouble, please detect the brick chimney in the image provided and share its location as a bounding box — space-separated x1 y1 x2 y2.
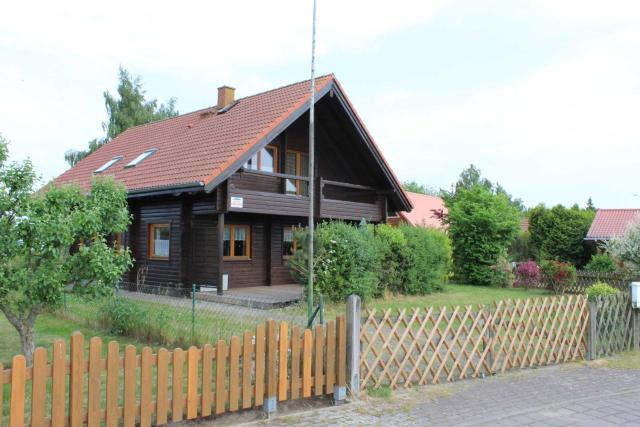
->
217 85 235 109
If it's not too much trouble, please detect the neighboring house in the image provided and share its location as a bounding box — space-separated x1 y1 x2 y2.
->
55 75 412 291
388 191 446 228
585 208 640 242
520 217 529 232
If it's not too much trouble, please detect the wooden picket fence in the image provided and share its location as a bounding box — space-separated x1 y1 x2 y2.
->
1 317 346 427
360 296 588 389
592 293 633 358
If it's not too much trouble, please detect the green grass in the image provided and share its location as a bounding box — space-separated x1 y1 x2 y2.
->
284 283 554 319
366 385 392 399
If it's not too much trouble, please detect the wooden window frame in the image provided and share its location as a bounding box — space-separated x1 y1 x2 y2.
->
285 149 308 196
282 225 299 259
245 145 279 173
223 224 252 260
149 223 170 260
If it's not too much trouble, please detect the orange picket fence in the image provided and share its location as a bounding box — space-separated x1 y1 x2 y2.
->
1 317 346 427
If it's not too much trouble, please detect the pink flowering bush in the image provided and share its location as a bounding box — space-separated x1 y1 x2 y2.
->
514 261 541 289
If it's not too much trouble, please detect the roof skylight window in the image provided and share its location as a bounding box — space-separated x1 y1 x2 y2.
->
94 156 123 174
125 149 157 168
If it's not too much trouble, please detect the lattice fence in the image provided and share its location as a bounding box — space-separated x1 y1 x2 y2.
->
521 271 634 294
360 295 588 389
593 293 633 358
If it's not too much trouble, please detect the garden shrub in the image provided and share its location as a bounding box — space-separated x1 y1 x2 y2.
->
303 221 380 302
585 282 619 301
491 255 514 288
540 260 576 295
584 253 617 273
399 225 452 294
97 297 147 336
372 224 408 297
514 261 541 289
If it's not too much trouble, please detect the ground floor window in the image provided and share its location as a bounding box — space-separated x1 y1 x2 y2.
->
282 226 299 258
114 232 125 254
224 224 251 259
149 224 170 259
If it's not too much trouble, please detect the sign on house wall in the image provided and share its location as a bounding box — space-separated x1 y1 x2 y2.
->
230 196 244 209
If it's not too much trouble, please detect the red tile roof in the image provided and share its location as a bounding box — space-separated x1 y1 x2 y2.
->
55 75 335 193
393 192 446 228
586 209 640 240
521 217 529 232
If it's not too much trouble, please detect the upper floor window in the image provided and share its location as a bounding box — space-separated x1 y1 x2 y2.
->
223 224 251 259
126 148 157 168
244 146 278 173
149 224 170 259
285 150 309 196
95 156 123 174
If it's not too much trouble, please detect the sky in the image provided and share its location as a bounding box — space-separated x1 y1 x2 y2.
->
1 0 639 209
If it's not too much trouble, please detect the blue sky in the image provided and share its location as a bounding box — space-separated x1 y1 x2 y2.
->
1 0 639 208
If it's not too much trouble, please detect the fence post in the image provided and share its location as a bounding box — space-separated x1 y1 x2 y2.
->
631 282 640 350
587 301 598 360
346 295 361 397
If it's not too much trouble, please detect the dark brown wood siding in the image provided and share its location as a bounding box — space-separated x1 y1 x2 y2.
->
270 218 304 285
189 215 218 287
227 188 310 217
130 199 183 285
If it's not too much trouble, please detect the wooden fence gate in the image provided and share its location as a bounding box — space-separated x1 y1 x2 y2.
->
360 296 589 389
1 317 346 427
591 293 634 358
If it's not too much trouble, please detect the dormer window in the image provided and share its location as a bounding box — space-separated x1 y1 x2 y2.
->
125 149 157 168
94 156 123 174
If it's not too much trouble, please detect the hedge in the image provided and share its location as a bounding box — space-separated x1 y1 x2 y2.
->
289 221 452 302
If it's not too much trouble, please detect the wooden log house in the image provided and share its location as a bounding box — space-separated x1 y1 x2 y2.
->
55 75 412 291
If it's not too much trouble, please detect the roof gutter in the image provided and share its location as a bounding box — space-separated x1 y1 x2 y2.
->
127 182 205 199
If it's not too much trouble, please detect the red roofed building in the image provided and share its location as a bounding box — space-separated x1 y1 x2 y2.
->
585 209 640 241
389 192 446 229
55 75 412 291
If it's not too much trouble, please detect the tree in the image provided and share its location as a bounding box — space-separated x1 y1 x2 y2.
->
528 204 595 267
0 135 132 363
445 185 520 286
443 164 525 213
586 197 596 212
65 67 178 166
402 181 439 196
607 216 640 273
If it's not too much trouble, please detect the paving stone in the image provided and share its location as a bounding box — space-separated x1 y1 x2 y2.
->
230 364 640 427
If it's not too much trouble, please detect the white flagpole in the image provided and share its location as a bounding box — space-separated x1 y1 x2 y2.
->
307 0 317 323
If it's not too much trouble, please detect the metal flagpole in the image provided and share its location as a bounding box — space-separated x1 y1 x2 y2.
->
307 0 317 323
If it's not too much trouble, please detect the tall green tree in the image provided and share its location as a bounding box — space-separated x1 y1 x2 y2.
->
65 67 178 166
443 164 525 213
528 204 595 267
0 134 132 363
446 185 520 286
402 181 439 196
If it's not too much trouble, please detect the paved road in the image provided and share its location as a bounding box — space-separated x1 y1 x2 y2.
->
240 362 640 426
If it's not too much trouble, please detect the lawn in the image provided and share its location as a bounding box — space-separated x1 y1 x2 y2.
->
287 283 554 319
0 311 148 366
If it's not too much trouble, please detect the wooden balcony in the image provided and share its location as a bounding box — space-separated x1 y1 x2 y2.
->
228 169 385 222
